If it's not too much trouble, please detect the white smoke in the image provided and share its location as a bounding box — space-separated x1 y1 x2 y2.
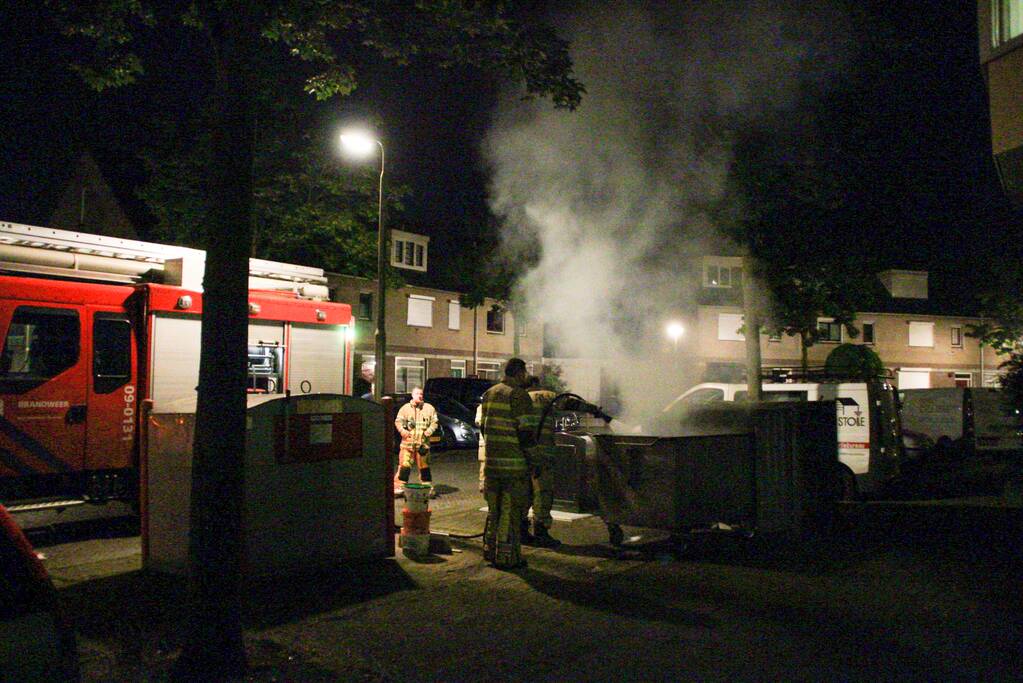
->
484 1 850 425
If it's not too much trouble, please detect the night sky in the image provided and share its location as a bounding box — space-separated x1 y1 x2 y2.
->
0 2 1019 309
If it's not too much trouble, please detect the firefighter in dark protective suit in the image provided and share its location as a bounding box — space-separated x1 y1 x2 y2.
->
520 375 562 548
479 358 535 570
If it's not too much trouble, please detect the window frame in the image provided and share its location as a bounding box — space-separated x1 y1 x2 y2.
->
950 325 963 349
486 306 505 334
406 295 434 328
395 356 425 394
816 319 842 344
93 313 132 394
717 313 744 341
0 305 81 393
448 300 461 331
357 292 373 321
450 359 466 378
476 360 501 380
908 321 935 348
861 322 875 345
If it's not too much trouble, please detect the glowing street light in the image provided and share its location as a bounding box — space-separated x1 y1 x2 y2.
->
666 321 685 350
340 127 386 401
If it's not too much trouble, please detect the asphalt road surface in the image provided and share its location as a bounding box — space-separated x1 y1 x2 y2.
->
23 450 1023 681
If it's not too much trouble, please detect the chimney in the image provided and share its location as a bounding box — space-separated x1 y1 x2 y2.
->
878 270 928 299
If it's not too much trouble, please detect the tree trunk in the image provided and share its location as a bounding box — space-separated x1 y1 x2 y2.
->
742 256 762 401
800 331 810 373
173 6 257 679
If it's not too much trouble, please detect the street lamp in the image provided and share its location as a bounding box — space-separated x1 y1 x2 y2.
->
340 128 386 401
666 321 685 350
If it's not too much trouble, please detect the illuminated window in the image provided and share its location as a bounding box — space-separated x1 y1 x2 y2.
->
476 360 500 380
995 0 1023 45
448 300 460 330
390 230 429 272
407 295 434 327
908 321 935 347
395 357 425 393
950 325 963 348
717 313 744 341
817 319 842 343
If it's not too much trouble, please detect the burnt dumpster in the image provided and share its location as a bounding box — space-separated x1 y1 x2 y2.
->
555 400 838 545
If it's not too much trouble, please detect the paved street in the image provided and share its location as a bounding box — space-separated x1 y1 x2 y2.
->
23 449 1023 681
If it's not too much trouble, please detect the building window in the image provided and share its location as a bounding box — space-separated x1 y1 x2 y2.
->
717 313 744 341
908 321 935 347
486 306 505 334
950 325 963 348
407 295 434 328
390 230 429 272
995 0 1023 45
450 359 466 378
448 300 460 330
817 319 842 343
477 360 500 380
954 372 973 388
358 292 373 320
395 357 425 393
862 322 875 345
767 331 781 343
704 263 744 288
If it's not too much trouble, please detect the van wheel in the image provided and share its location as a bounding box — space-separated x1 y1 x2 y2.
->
836 465 859 502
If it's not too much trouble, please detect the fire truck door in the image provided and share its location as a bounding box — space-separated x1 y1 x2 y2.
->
0 303 87 478
85 309 136 472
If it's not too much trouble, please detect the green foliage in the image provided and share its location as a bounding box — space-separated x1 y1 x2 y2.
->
824 343 885 379
138 100 404 279
970 267 1023 410
539 363 567 394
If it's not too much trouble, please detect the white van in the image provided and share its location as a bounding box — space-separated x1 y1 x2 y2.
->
898 387 1022 495
661 379 903 498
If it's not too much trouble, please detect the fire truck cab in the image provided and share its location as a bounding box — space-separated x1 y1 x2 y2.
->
0 222 354 509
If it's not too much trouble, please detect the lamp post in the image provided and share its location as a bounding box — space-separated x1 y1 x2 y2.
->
666 321 685 351
340 129 386 401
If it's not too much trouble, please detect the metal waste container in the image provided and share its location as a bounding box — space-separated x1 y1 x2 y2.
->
556 401 838 545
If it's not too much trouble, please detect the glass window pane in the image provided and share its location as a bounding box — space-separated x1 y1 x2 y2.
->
0 307 80 388
94 315 132 394
415 244 424 267
394 241 403 262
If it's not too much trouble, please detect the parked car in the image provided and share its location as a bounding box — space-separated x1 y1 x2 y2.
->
384 393 480 451
423 377 496 413
0 505 79 681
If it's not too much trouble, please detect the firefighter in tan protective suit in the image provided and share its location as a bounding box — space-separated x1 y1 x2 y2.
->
394 387 439 497
520 376 562 548
479 358 535 570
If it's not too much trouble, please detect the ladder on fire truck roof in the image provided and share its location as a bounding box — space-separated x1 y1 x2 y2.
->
0 221 329 298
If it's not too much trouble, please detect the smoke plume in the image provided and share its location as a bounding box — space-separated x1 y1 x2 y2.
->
484 1 849 425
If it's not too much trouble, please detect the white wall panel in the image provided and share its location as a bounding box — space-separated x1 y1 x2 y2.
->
288 324 344 395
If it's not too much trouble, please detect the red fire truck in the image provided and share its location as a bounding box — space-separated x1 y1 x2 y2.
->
0 222 354 510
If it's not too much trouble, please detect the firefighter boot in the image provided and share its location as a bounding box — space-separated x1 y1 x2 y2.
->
532 523 562 549
520 519 536 546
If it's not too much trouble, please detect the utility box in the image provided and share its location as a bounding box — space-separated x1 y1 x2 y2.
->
142 394 393 576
